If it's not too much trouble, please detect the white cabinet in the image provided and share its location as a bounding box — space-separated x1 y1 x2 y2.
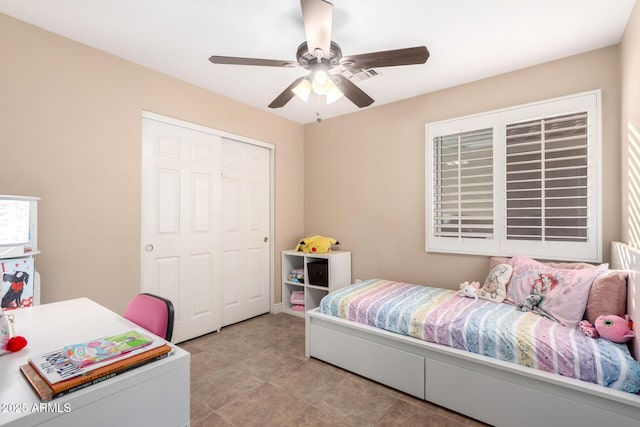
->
281 250 351 317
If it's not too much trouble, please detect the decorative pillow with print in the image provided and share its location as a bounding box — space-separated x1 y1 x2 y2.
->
479 263 512 303
506 255 608 327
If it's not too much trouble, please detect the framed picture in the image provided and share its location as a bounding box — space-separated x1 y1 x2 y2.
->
1 257 35 310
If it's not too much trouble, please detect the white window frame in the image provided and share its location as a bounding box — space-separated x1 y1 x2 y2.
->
425 90 602 262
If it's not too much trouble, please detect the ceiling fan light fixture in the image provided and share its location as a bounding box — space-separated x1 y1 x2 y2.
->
325 86 343 104
311 69 335 95
292 78 312 102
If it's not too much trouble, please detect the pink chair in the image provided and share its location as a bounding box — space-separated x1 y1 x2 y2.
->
123 293 174 341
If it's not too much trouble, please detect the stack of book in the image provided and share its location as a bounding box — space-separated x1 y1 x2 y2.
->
20 329 172 402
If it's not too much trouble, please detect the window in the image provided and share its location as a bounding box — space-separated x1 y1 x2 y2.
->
425 91 601 262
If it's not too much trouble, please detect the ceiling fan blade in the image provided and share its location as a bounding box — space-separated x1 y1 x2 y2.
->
333 76 374 108
209 55 298 68
340 46 429 69
300 0 333 58
268 77 306 108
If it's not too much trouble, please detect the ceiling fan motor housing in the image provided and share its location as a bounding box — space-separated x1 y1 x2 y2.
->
297 41 342 68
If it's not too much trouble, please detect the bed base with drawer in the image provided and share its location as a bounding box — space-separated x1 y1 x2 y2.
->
305 241 640 427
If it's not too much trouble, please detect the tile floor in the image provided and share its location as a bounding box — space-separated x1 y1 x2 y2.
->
179 313 489 427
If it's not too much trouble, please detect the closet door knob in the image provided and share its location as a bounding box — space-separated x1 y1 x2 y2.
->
145 244 154 252
264 237 269 243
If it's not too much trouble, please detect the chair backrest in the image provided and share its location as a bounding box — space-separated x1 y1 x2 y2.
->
123 293 174 341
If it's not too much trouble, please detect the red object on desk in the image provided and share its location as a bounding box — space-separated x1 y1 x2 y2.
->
7 335 27 352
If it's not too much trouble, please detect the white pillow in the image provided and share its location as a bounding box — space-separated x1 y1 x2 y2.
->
479 263 512 303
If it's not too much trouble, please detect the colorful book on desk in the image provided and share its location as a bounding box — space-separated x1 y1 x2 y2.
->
21 344 172 402
30 329 162 384
63 330 153 367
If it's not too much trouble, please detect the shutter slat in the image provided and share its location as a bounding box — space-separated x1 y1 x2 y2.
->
435 212 493 217
435 182 493 190
434 231 495 238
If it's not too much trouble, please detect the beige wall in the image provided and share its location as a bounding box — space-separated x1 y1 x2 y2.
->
621 2 640 247
0 14 304 313
304 46 622 290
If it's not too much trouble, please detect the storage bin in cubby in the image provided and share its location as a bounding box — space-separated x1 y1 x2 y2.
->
307 259 328 287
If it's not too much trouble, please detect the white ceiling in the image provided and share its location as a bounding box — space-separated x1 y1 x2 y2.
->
0 0 636 124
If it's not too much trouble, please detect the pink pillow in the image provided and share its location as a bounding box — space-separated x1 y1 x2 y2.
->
506 255 608 327
489 256 595 271
584 270 628 324
539 261 596 270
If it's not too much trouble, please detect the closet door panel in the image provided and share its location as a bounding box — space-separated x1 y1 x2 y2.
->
221 139 271 326
142 118 222 342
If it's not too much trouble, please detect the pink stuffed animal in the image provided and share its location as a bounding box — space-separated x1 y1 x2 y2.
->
458 281 480 300
579 314 635 343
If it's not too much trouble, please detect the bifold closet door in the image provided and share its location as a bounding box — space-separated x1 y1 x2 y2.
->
221 138 271 327
141 118 223 343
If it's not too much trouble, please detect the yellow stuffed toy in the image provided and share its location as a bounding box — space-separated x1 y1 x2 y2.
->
295 234 339 253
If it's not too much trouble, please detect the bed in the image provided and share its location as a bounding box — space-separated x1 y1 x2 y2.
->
305 241 640 427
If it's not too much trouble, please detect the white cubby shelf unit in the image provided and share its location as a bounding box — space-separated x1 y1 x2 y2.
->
281 250 352 317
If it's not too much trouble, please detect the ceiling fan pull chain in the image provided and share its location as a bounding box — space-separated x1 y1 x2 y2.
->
316 96 322 122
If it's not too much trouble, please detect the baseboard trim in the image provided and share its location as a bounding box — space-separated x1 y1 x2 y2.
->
271 303 282 314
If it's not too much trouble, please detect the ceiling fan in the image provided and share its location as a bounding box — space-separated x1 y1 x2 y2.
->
209 0 429 110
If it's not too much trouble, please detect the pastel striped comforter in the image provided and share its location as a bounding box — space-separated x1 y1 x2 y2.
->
319 279 640 393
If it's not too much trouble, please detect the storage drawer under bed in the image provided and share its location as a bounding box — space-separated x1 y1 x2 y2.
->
308 316 425 399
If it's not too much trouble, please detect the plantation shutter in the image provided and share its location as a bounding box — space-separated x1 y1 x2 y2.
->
505 112 588 242
432 128 494 239
426 90 600 261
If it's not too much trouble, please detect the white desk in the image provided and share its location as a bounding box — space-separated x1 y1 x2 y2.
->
0 298 190 427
